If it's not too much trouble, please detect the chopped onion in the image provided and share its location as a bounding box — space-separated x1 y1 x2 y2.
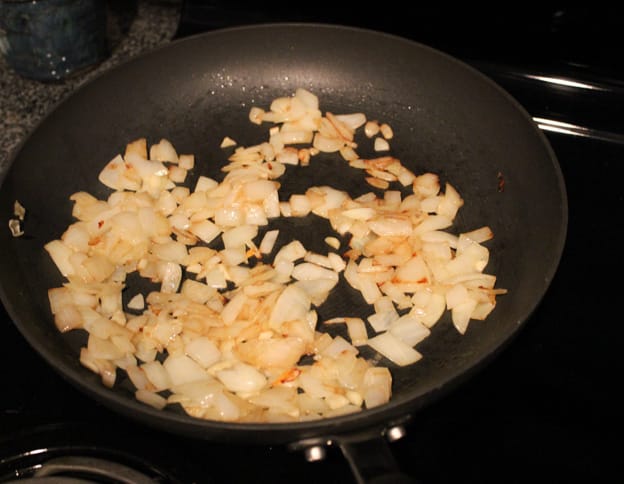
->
164 354 211 386
136 389 168 410
367 332 422 366
259 229 279 254
44 87 506 424
127 294 145 310
363 367 391 408
334 113 366 131
379 123 394 140
220 136 237 148
364 121 380 138
388 314 431 346
374 137 390 152
216 362 267 393
150 138 179 164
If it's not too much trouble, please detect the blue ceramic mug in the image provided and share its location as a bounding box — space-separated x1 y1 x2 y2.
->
0 0 108 82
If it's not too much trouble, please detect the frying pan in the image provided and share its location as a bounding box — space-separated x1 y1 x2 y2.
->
0 24 567 482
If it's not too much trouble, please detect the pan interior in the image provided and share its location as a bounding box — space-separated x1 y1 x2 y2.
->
0 24 566 441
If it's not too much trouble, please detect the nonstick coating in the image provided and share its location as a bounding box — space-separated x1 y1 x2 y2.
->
0 24 567 444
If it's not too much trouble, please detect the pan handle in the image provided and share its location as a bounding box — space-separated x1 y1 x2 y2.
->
292 423 420 484
338 433 419 484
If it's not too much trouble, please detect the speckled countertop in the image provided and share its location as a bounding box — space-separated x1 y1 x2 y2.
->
0 0 182 173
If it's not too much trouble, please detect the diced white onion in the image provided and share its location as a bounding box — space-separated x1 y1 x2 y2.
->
216 362 266 393
374 137 390 152
44 88 505 424
164 354 211 386
367 332 422 366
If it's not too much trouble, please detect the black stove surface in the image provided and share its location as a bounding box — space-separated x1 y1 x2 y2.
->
1 5 622 483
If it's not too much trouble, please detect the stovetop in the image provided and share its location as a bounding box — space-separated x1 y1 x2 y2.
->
1 5 622 483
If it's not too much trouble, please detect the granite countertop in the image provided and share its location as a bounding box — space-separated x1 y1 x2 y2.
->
0 0 182 173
